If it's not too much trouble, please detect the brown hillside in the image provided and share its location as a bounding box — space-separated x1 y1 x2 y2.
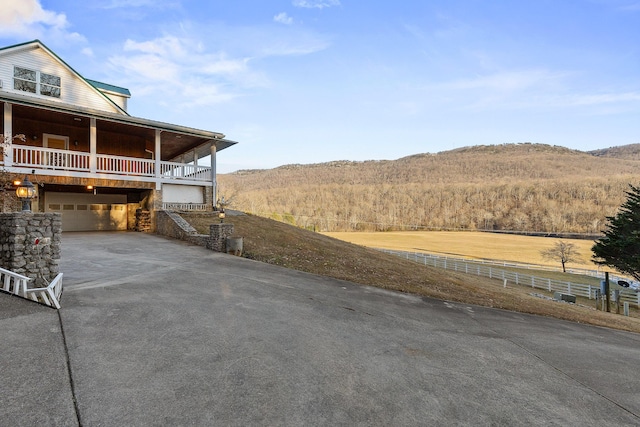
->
218 143 640 233
589 143 640 160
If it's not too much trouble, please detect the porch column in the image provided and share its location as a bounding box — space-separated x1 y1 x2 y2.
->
210 143 217 209
89 118 97 173
154 130 161 190
3 103 12 166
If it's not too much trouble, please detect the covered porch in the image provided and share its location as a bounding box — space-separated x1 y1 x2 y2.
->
1 93 236 209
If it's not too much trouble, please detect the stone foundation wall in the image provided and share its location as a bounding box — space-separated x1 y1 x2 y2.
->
0 212 62 286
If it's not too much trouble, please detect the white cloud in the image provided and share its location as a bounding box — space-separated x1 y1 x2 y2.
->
0 0 86 46
442 69 565 92
563 92 640 106
0 0 72 38
101 0 179 9
108 35 260 107
105 20 331 110
293 0 340 9
274 12 293 25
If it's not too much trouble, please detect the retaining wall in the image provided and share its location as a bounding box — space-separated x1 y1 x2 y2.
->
156 210 233 251
0 212 61 286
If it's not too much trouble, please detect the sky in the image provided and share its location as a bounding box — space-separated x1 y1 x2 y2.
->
1 0 639 173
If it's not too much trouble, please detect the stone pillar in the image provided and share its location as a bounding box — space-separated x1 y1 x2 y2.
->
208 223 234 252
0 212 62 286
135 209 151 232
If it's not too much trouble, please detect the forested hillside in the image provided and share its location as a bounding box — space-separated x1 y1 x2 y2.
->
218 143 640 234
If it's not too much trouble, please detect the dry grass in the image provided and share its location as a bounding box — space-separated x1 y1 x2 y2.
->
324 231 598 270
181 213 640 334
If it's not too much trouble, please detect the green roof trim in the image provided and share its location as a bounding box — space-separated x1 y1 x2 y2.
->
86 79 131 97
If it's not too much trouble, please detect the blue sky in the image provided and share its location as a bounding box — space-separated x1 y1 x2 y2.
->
1 1 639 172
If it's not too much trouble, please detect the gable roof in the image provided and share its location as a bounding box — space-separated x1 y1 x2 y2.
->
0 39 130 115
86 79 131 98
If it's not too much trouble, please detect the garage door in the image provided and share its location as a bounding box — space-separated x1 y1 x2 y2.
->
45 192 127 231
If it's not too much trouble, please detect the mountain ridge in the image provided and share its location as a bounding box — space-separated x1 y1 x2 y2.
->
219 142 640 234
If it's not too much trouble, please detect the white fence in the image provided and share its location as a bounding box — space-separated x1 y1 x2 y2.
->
162 203 209 211
380 249 640 308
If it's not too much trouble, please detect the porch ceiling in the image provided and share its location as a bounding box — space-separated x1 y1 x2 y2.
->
1 94 237 159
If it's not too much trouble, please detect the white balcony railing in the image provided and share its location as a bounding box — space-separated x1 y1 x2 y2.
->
97 154 155 177
14 145 90 171
8 145 212 184
160 161 211 180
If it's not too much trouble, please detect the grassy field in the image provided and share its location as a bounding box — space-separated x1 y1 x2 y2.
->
181 213 640 333
323 231 600 271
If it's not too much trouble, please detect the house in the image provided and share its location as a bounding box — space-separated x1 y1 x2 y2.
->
0 40 236 231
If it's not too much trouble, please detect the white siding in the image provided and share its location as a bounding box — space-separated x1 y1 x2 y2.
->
163 184 204 204
102 92 128 111
0 45 123 114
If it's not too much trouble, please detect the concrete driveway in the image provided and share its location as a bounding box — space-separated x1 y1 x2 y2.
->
1 232 639 426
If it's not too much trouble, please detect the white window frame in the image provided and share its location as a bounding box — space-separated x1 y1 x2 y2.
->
13 66 61 98
43 134 69 150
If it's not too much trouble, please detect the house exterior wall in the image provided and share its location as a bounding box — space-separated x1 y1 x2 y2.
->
0 46 122 114
13 113 89 150
96 128 147 157
163 184 204 204
101 92 128 111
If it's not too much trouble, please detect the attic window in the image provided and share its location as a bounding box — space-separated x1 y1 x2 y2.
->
40 72 61 98
13 66 36 93
13 66 61 98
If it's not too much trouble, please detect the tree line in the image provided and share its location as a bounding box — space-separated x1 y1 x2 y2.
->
219 143 640 234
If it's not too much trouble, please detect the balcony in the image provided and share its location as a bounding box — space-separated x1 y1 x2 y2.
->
6 145 213 185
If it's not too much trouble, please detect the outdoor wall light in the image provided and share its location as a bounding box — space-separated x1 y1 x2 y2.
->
16 176 36 212
219 209 225 223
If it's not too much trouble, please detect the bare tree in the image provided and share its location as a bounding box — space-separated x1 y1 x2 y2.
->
540 240 582 272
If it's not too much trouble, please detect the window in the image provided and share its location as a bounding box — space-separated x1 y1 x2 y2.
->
40 72 61 98
13 66 61 98
14 67 36 93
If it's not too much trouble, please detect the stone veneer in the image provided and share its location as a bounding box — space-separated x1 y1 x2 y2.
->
0 212 62 286
156 210 234 252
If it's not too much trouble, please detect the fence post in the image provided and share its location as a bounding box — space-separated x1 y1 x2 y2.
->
548 279 551 292
515 273 518 285
567 283 571 294
489 267 492 279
